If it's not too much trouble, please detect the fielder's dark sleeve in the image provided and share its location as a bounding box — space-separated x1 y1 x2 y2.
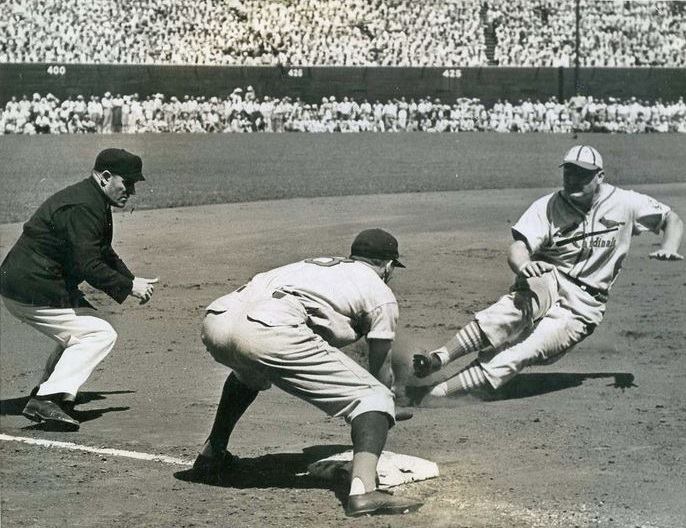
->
55 204 133 303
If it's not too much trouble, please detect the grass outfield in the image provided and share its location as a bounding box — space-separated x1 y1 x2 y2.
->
0 132 684 224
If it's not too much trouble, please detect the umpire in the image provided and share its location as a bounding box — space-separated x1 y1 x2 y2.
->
0 148 158 431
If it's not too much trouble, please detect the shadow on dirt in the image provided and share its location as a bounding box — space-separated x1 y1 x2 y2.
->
174 444 351 496
1 390 135 424
478 372 636 401
404 372 636 408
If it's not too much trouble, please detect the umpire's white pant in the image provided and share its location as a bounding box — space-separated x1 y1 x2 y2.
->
2 296 117 398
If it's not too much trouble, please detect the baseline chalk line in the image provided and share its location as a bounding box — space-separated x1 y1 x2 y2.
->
0 433 192 466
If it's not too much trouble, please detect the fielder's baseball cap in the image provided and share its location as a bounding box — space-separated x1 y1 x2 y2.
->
560 145 603 171
351 228 405 268
94 148 145 182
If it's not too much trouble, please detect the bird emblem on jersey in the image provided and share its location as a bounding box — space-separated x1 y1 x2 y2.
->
598 217 626 229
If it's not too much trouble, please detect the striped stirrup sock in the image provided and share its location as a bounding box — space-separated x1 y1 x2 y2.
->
435 321 488 366
430 360 489 397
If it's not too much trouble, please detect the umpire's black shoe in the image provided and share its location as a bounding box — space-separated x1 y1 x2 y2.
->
22 398 80 431
345 490 423 517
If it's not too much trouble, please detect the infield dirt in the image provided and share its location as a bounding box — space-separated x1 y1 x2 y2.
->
1 181 685 527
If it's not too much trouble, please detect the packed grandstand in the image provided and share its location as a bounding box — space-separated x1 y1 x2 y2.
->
1 0 684 67
2 1 684 135
3 90 685 135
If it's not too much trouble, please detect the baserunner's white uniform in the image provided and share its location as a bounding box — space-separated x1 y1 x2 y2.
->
201 257 398 423
474 183 671 388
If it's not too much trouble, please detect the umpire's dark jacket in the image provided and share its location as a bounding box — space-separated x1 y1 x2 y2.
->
0 177 134 307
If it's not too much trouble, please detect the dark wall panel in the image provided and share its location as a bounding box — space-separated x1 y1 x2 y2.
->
1 64 684 106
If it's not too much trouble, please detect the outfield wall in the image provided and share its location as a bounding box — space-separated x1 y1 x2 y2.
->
1 64 684 105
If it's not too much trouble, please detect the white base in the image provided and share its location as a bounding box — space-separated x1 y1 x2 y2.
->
307 450 439 489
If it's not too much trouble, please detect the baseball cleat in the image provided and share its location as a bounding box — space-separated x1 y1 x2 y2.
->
412 352 442 378
395 408 414 421
345 490 423 517
189 450 237 482
22 398 80 431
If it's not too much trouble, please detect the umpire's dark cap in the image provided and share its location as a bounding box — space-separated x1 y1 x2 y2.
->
351 228 405 268
94 148 145 182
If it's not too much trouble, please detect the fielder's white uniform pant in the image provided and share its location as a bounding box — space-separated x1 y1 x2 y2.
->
474 270 606 389
2 296 117 398
201 293 395 424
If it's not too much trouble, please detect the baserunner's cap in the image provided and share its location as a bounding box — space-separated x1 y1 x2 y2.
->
94 148 145 182
351 228 405 268
560 145 603 171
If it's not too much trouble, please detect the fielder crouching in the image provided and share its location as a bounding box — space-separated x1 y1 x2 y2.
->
410 145 683 401
193 229 422 517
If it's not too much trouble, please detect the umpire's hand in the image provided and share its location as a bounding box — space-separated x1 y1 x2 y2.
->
132 277 159 305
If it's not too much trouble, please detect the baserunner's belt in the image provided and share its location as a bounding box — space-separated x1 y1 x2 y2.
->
561 273 608 303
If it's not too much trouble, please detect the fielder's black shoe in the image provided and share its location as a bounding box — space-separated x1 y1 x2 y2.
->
189 450 237 483
22 398 80 431
345 490 423 517
395 408 414 421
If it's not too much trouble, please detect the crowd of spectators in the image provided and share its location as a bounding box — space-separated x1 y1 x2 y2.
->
3 89 685 135
0 0 486 66
1 0 683 67
486 0 686 67
580 1 686 67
